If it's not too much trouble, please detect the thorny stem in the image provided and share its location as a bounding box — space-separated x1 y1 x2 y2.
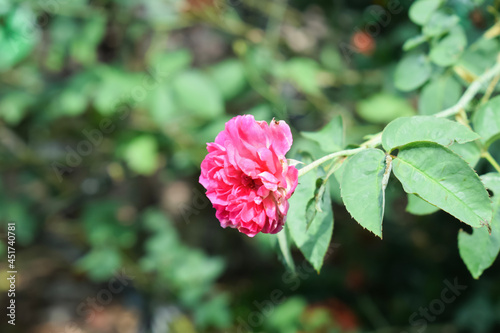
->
298 60 500 178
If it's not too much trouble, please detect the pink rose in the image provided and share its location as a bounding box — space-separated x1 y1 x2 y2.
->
199 115 298 237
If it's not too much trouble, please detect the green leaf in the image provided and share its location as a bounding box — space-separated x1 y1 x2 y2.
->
419 76 462 115
340 149 387 238
423 11 460 37
357 93 415 124
147 84 177 124
394 53 432 92
0 0 12 14
382 116 479 151
196 116 232 146
301 115 344 152
472 96 500 148
70 14 106 65
0 91 34 125
459 173 500 279
286 168 334 272
0 7 38 70
429 26 467 67
320 45 343 71
208 59 247 100
392 142 492 228
58 88 88 116
123 135 158 175
194 294 232 329
49 71 97 118
149 49 192 77
77 247 123 281
0 201 36 246
406 193 439 215
457 38 500 78
403 35 428 51
83 201 137 248
266 297 307 332
173 251 224 295
246 46 275 74
286 57 322 96
277 228 296 272
94 67 140 115
449 141 481 167
173 70 224 119
409 0 444 25
50 17 78 44
142 208 176 233
248 103 274 120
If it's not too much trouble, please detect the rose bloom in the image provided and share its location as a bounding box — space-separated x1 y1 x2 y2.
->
199 115 298 237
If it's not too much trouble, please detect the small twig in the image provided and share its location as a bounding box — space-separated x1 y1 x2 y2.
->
483 151 500 173
298 147 364 177
480 73 500 105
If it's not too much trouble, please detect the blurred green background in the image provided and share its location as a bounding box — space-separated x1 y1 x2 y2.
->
1 0 500 332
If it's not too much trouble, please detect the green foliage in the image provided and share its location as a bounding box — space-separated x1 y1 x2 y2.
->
458 38 500 78
458 173 500 279
381 116 479 151
83 201 137 248
285 57 322 96
472 96 500 148
146 85 177 124
3 0 500 330
93 67 140 115
277 227 296 272
150 49 192 76
173 70 225 119
429 26 467 67
77 247 123 281
394 53 432 92
301 115 344 152
356 93 415 124
449 141 482 167
122 135 159 175
71 15 106 65
422 11 460 37
0 200 36 246
406 193 439 215
0 6 38 70
392 142 491 228
208 59 247 101
340 149 387 238
419 76 462 115
409 0 444 25
0 92 35 125
286 162 334 273
194 294 232 328
264 297 307 333
140 209 229 328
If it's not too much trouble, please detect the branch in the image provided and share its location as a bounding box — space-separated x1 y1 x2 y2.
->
297 147 364 177
435 61 500 118
297 60 500 178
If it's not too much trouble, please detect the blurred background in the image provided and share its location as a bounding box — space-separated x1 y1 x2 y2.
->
1 0 500 332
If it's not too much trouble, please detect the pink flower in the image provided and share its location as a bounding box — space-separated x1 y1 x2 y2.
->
199 115 298 237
